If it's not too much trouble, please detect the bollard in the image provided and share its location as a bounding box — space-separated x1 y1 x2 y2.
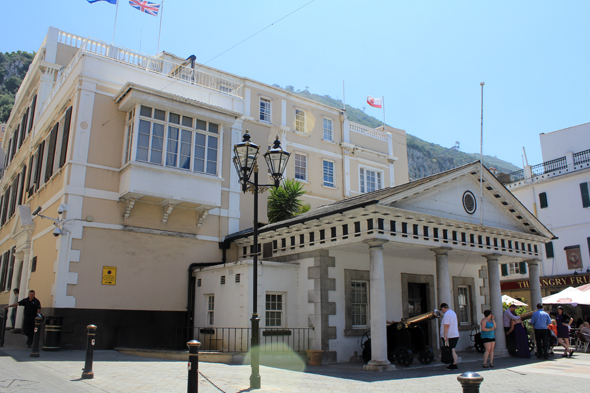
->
30 316 43 358
0 308 7 347
81 325 97 379
187 340 201 393
457 372 484 393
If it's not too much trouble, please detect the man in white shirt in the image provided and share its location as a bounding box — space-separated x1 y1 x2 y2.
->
503 304 522 356
440 302 460 370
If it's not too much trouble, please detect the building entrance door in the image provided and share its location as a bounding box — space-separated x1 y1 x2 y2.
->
408 282 429 345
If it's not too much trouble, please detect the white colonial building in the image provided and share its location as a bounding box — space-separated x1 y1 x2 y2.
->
195 162 554 367
499 123 590 301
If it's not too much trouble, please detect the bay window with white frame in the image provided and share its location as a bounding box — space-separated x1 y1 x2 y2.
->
351 281 369 328
323 159 335 187
295 109 306 133
294 153 307 181
259 97 271 123
126 105 219 176
265 293 284 327
323 117 333 141
359 166 383 193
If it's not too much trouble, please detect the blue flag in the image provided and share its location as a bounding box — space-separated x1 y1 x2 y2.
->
87 0 117 4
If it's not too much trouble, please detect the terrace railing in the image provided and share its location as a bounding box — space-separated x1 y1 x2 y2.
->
530 156 567 177
115 326 314 353
498 169 524 185
573 149 590 166
349 121 389 141
55 30 244 98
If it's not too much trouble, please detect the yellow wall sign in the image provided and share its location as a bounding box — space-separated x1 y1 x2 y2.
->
102 266 117 285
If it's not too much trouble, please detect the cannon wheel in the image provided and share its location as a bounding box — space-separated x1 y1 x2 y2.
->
475 339 485 353
469 325 480 343
361 332 371 364
528 338 535 353
418 347 434 364
395 348 413 367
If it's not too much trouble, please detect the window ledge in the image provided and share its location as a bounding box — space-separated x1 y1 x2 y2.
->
322 138 336 144
321 184 337 190
295 179 310 184
344 328 368 337
293 131 310 137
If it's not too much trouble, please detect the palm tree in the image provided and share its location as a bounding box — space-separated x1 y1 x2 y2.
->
267 178 311 223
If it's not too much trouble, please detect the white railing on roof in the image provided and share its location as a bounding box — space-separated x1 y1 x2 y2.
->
349 121 389 141
56 30 244 99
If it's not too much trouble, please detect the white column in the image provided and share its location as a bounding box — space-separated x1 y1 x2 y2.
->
485 254 508 357
526 259 542 307
363 238 393 371
7 253 23 328
433 247 452 308
14 249 31 332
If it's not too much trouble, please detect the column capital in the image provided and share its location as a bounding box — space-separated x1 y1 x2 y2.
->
363 238 388 248
524 259 542 266
483 253 501 262
431 247 452 256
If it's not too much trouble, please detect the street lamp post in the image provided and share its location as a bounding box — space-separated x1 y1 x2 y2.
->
233 131 290 390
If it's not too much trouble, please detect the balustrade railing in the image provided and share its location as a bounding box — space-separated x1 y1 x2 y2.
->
349 121 389 141
573 149 590 165
54 30 244 98
497 169 524 185
116 326 314 353
530 156 567 176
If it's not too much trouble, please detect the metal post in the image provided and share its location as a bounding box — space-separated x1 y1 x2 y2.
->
30 316 43 357
187 340 201 393
0 308 7 347
82 324 97 379
250 167 261 389
457 372 484 393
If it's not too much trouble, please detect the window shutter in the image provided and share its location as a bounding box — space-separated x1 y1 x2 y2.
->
34 141 45 191
519 261 527 275
59 107 73 168
501 263 508 276
539 192 548 209
17 166 26 206
581 182 590 208
28 95 37 134
545 242 554 258
44 122 59 182
19 109 28 146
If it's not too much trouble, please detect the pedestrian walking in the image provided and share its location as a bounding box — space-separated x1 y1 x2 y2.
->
4 290 41 347
480 310 496 367
554 306 573 357
440 302 459 370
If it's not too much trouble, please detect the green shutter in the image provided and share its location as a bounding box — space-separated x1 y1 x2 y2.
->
581 182 590 208
501 264 508 276
545 242 554 258
539 192 548 209
519 261 527 275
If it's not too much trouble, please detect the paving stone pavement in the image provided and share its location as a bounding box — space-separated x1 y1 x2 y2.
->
1 331 589 392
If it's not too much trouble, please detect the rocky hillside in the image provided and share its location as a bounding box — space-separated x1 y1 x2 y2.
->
0 51 35 122
281 86 520 180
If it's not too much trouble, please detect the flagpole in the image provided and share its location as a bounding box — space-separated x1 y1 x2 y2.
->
382 96 385 129
157 0 165 54
112 0 120 45
342 81 346 110
480 82 485 226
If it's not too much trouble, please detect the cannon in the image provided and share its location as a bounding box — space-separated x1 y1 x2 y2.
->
361 310 441 367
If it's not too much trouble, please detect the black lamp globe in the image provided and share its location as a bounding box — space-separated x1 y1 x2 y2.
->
233 131 259 186
264 136 290 187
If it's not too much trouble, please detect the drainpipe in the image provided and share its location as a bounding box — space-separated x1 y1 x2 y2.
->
187 263 199 341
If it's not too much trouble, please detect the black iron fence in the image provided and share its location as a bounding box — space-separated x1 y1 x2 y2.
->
573 149 590 166
497 169 524 185
116 326 314 353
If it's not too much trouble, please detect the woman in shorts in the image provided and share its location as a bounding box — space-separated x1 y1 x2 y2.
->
480 310 496 367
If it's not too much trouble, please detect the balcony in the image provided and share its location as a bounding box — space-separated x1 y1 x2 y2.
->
119 162 221 224
499 148 590 189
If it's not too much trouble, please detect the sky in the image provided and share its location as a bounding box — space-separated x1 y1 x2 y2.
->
2 0 589 168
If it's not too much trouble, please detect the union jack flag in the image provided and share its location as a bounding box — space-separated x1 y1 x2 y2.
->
129 0 161 16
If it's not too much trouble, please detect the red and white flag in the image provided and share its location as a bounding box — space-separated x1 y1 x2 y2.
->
367 96 383 108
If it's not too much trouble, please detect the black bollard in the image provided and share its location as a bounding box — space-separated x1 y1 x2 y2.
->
81 325 97 379
457 371 484 393
0 308 7 347
187 340 201 393
30 316 43 357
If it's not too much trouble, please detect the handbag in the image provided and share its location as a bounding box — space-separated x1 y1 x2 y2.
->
441 344 453 364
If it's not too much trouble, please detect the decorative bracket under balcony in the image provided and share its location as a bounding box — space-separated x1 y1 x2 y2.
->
122 197 136 219
161 201 179 224
196 208 211 228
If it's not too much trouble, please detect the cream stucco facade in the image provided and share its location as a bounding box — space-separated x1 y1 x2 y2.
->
0 27 407 349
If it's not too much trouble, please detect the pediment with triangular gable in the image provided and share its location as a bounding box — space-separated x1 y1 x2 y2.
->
378 162 553 238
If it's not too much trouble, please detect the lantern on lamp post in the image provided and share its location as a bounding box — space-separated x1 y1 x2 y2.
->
232 131 290 389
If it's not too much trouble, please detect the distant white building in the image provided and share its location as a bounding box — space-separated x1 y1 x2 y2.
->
500 123 590 301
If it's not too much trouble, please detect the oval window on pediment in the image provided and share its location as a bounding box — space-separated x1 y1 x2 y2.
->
463 191 477 215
